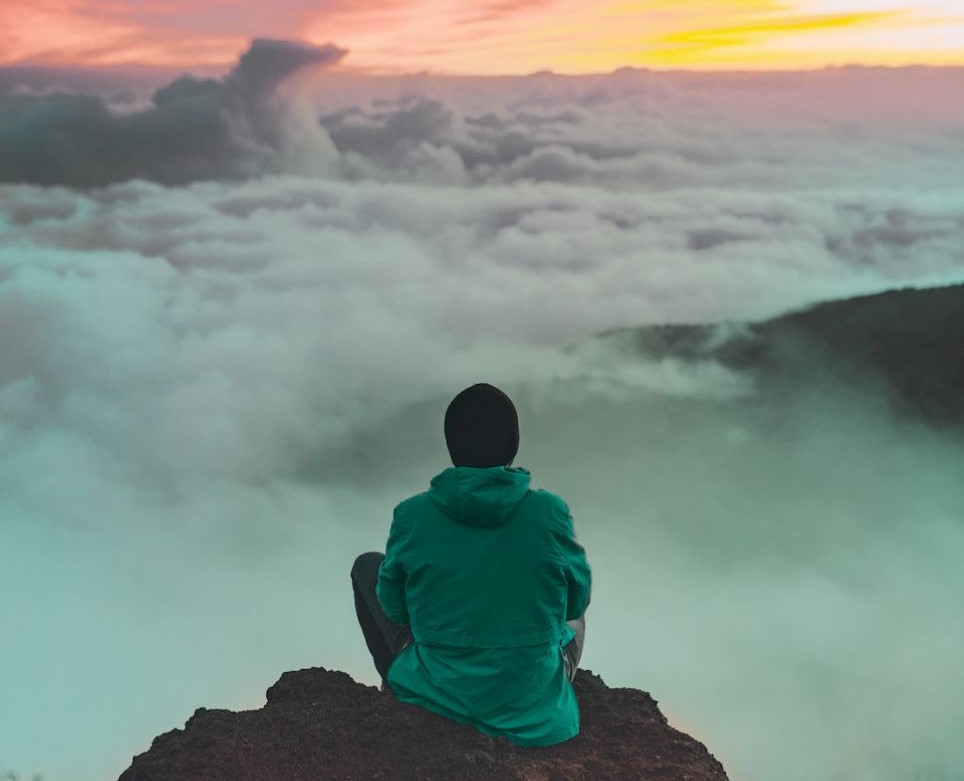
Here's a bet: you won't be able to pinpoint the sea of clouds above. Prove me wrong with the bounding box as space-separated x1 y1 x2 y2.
1 40 963 781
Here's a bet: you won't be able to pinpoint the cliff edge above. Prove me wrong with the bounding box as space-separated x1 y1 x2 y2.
117 667 728 781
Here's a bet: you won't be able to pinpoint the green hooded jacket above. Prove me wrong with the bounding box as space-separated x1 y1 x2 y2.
376 465 592 746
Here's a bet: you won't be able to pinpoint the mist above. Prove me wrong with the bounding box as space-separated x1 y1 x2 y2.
1 41 963 781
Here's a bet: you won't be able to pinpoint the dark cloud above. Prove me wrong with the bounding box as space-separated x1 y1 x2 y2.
0 39 345 187
320 98 454 168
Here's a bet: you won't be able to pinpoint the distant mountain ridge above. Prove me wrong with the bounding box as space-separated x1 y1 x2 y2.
611 283 964 428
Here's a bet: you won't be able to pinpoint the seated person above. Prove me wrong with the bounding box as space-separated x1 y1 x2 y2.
352 382 591 745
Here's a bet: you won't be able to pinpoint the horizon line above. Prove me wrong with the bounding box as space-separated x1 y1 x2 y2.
4 60 964 79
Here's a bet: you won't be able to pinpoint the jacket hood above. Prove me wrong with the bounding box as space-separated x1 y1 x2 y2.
427 466 531 528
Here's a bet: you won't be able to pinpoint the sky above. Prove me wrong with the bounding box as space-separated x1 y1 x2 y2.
2 0 964 72
1 18 964 781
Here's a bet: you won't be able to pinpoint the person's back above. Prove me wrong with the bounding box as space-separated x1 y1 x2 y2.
351 383 591 745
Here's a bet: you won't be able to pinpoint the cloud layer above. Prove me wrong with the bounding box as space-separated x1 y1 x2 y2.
0 39 344 186
1 48 964 781
3 55 964 192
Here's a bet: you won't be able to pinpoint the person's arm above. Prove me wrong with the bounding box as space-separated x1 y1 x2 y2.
556 502 592 620
376 506 410 626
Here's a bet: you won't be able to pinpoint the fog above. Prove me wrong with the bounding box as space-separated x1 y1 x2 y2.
1 41 963 781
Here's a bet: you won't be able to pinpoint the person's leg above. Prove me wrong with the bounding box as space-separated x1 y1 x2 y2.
562 615 585 682
351 552 413 683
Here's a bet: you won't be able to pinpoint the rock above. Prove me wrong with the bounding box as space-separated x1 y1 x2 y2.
118 667 728 781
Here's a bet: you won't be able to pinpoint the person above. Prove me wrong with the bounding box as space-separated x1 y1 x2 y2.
351 382 591 746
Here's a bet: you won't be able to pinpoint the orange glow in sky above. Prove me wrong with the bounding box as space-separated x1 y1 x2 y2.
2 0 963 72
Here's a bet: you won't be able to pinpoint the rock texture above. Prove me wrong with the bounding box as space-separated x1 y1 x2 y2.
118 667 728 781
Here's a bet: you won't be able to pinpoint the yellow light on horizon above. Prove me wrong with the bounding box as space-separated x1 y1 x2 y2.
311 0 964 74
2 0 964 72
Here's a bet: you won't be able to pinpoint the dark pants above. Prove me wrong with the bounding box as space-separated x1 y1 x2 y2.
351 551 585 685
351 551 413 682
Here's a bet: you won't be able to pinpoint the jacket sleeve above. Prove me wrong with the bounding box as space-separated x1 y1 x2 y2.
376 505 410 626
556 501 592 621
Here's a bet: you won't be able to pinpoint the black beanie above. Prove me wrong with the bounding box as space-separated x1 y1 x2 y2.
444 383 520 468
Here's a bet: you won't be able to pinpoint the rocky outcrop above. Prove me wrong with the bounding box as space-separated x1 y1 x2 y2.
118 667 728 781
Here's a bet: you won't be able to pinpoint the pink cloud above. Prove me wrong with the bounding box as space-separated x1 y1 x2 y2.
0 0 374 66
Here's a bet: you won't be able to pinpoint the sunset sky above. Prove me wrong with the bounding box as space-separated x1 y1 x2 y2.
3 0 964 73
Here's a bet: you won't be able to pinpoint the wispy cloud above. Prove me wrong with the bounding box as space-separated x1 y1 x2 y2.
0 0 143 65
451 0 559 26
662 10 902 52
2 0 964 71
